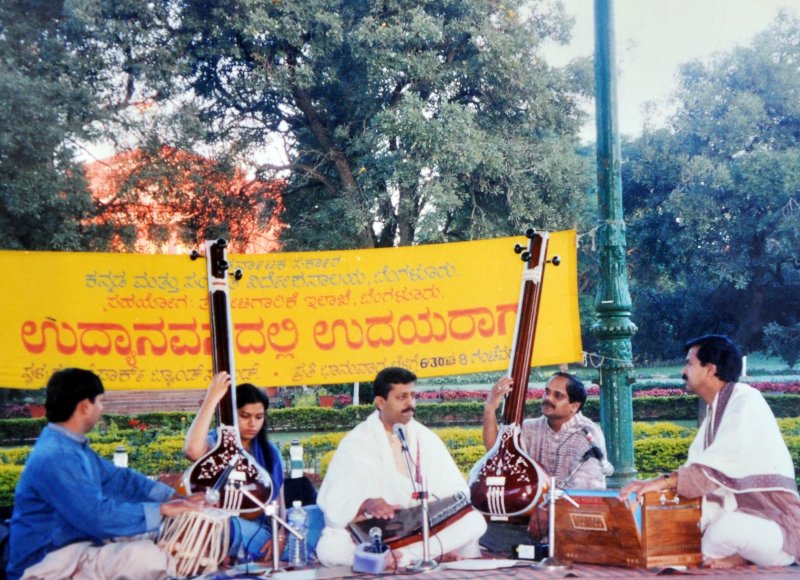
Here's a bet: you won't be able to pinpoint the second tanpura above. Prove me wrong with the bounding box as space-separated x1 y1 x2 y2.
467 229 559 521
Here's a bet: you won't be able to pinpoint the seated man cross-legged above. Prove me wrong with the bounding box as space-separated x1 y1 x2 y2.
481 371 611 548
315 367 487 568
621 334 800 569
7 368 203 580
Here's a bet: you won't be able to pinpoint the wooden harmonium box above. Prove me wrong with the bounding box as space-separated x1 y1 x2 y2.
554 489 701 568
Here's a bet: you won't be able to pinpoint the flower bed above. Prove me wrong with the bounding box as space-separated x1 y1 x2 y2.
415 380 800 402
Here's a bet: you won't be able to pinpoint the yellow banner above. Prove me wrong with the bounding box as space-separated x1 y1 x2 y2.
0 232 581 390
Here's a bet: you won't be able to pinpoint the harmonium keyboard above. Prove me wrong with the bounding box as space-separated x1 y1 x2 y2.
554 489 702 568
349 491 473 550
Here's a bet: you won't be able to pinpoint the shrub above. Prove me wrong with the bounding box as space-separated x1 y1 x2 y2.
0 465 23 505
433 427 483 449
633 437 693 478
319 450 336 479
279 432 348 464
778 418 800 437
413 402 484 425
452 445 487 475
0 447 31 466
0 418 46 442
269 407 344 431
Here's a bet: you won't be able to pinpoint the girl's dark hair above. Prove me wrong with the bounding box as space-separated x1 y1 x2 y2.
236 383 278 470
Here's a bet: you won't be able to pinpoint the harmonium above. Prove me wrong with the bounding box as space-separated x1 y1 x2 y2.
349 492 472 549
554 489 702 568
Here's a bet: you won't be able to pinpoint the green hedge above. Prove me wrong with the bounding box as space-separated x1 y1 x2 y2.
3 424 800 504
4 395 800 443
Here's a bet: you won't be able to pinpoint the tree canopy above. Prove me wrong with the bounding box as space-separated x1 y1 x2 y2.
622 15 800 357
150 0 593 249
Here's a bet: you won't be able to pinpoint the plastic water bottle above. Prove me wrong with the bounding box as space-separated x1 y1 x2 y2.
286 500 308 567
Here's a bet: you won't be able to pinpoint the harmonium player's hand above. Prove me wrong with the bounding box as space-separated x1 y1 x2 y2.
358 497 402 520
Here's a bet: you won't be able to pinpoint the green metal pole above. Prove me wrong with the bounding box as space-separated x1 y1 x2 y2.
592 0 638 487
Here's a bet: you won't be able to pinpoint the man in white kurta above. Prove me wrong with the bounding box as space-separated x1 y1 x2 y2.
316 367 487 567
621 334 800 569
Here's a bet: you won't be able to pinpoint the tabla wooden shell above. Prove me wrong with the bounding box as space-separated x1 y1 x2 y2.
157 508 230 579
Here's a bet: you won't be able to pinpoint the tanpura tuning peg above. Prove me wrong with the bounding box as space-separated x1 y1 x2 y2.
514 243 525 254
520 251 531 262
525 228 536 239
232 269 243 281
548 256 561 266
219 259 230 271
215 238 228 249
190 249 201 261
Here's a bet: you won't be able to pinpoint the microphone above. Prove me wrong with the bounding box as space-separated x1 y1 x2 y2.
581 428 605 459
582 446 604 461
369 526 384 554
392 423 409 451
581 428 614 476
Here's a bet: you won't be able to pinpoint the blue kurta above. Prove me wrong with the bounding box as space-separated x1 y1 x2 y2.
7 424 174 579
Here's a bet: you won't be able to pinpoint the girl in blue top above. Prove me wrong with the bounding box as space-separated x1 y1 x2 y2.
184 372 285 561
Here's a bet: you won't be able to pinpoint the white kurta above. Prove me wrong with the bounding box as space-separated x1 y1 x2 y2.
680 382 799 565
316 411 487 567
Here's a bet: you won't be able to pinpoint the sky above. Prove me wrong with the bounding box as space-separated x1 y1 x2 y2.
542 0 800 141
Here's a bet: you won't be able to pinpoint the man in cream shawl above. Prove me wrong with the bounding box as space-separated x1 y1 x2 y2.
316 367 487 568
621 334 800 568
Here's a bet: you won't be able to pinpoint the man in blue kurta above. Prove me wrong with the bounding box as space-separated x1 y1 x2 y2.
8 368 202 580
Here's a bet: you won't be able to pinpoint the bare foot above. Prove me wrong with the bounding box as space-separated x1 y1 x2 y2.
703 554 749 569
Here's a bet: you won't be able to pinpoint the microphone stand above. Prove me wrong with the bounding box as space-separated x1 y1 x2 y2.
535 476 578 571
397 432 437 572
238 486 304 574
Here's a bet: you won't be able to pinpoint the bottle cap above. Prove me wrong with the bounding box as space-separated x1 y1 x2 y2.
293 500 302 508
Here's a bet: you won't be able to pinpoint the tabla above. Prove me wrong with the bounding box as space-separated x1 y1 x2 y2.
157 508 230 578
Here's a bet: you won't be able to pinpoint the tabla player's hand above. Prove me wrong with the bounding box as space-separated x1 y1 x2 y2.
360 498 401 519
184 492 207 505
159 497 203 517
260 531 286 562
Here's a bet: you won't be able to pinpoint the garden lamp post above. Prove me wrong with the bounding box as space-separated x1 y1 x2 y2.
592 0 638 486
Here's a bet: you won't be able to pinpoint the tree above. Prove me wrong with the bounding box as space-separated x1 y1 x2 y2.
623 15 800 357
1 0 288 253
0 0 105 250
140 0 592 250
86 145 284 253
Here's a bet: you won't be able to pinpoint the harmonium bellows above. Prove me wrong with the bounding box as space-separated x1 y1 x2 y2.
554 489 702 569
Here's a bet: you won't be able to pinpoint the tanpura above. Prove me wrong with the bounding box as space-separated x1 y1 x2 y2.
181 239 272 517
467 229 558 521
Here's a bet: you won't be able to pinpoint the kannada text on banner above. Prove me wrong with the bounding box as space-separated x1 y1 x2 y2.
0 231 581 390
